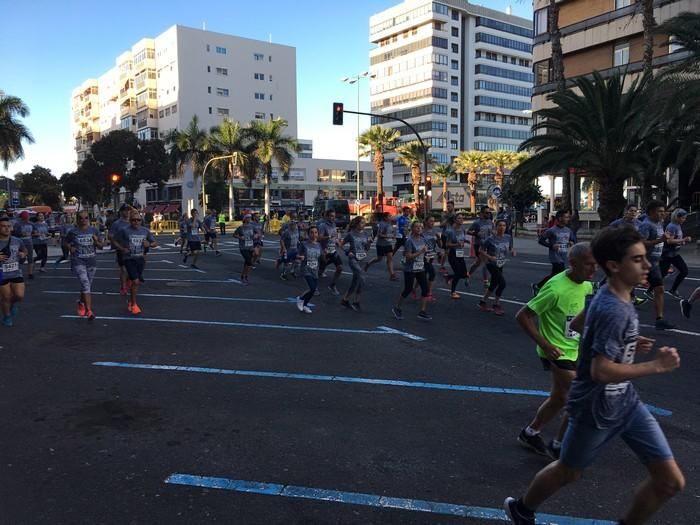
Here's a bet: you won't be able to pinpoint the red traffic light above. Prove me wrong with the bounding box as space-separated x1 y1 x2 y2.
332 102 344 125
111 173 121 184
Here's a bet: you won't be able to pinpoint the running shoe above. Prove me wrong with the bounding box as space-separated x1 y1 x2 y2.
680 299 692 319
632 295 648 307
492 304 505 316
296 297 304 312
328 284 341 296
190 264 200 270
503 497 535 525
86 310 96 321
280 273 288 280
302 306 313 314
643 289 655 302
478 301 493 312
547 440 561 460
341 299 352 309
130 303 142 315
655 318 676 331
517 428 549 456
240 277 249 286
530 283 539 297
391 306 403 320
417 311 432 321
77 301 86 317
450 292 460 300
314 289 320 296
2 315 13 327
665 289 682 300
351 302 361 312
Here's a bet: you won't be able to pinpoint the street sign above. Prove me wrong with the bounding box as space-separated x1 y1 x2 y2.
11 198 19 206
10 191 19 206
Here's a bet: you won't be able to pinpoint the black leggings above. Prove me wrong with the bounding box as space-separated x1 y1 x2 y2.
537 262 566 289
448 253 469 293
486 263 506 296
659 255 688 292
402 271 428 298
34 244 48 267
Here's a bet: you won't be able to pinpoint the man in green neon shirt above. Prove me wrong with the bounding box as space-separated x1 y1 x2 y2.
515 242 596 459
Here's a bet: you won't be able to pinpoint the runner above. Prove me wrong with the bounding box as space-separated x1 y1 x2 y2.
341 216 372 311
296 225 321 314
479 219 517 315
317 209 343 296
439 200 456 273
111 210 157 315
444 214 471 299
659 208 691 300
65 210 103 321
203 209 221 256
363 212 397 280
176 214 188 254
234 214 256 285
420 215 439 301
183 209 203 269
279 219 301 280
251 212 264 265
514 243 595 461
505 226 684 525
679 286 699 319
32 211 50 273
392 206 412 255
108 204 132 295
12 211 34 280
610 203 642 229
0 216 27 326
532 210 575 296
467 205 494 288
638 200 675 330
392 220 431 321
55 215 73 267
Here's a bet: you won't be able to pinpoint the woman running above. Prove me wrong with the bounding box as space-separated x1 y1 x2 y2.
234 214 257 285
417 215 439 301
660 208 692 299
296 225 321 314
66 211 104 320
444 214 470 299
479 219 516 316
13 211 34 280
32 212 50 273
341 216 372 311
392 221 431 321
0 216 27 326
363 212 397 280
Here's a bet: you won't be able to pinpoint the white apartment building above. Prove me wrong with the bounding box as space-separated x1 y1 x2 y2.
71 24 298 212
369 0 533 197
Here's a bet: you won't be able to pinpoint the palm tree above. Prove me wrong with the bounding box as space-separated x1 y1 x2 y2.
432 163 455 211
209 118 248 219
395 140 430 206
165 115 210 211
512 71 663 225
454 150 488 213
485 150 529 210
656 11 700 74
245 117 299 216
0 93 34 169
640 0 657 77
358 125 400 211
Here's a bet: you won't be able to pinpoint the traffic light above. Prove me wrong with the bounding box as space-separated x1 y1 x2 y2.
332 102 344 125
425 174 432 193
110 173 121 185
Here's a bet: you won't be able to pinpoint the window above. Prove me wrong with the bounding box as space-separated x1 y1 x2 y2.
165 107 170 116
206 44 210 52
451 124 458 133
451 9 459 21
217 107 229 116
451 43 458 53
451 59 459 70
534 60 552 85
269 55 272 62
451 140 459 150
614 42 630 66
158 110 164 118
254 53 264 61
534 8 548 36
615 0 632 8
475 64 534 83
475 32 532 53
216 87 229 96
669 35 684 53
474 95 531 111
207 86 212 94
207 65 211 72
255 92 265 100
475 80 531 97
433 70 448 81
208 107 212 114
255 112 265 119
451 27 459 37
216 67 228 75
171 104 177 114
451 75 459 86
450 92 458 102
475 16 533 38
216 46 227 54
254 72 265 80
450 108 458 118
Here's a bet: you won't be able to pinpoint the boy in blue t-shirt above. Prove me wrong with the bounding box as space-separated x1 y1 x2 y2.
505 225 684 525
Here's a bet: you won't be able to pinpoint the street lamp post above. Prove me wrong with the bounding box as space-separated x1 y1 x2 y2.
341 71 375 216
201 154 238 216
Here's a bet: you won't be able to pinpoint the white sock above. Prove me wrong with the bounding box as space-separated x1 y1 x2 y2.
524 426 539 437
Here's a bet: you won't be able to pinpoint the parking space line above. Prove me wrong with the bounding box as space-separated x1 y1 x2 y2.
91 361 671 416
164 473 616 525
66 316 425 341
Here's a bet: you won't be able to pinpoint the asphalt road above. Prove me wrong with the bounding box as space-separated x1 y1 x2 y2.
2 234 699 524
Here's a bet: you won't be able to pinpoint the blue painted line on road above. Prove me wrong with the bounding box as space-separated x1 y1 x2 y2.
91 361 671 416
164 473 616 524
65 315 425 341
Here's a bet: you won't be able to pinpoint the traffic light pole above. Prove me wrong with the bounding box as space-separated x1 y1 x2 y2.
342 109 430 217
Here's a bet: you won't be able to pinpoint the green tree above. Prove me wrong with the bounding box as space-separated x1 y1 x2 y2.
512 71 664 225
500 177 544 222
358 125 400 209
454 150 488 214
209 118 249 218
432 163 455 211
62 156 104 206
395 140 430 205
166 115 210 209
15 165 61 209
244 117 299 216
0 93 34 169
127 138 171 194
90 129 139 188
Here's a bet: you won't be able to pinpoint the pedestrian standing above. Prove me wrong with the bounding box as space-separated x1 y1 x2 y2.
218 210 227 235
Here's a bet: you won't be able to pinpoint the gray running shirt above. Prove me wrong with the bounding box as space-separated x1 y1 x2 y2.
115 226 155 259
638 218 665 262
66 226 101 267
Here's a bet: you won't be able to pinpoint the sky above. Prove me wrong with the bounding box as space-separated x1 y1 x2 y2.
1 0 532 179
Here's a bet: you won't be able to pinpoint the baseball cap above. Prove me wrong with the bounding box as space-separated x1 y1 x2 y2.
19 211 29 219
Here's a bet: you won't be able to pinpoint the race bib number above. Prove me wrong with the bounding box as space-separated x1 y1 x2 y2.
244 240 253 248
558 244 568 253
496 258 506 268
565 315 579 339
455 249 465 258
413 258 425 271
355 251 367 260
425 251 436 262
307 259 318 270
2 261 18 273
326 246 336 254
